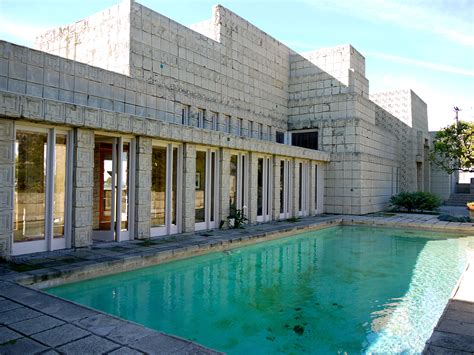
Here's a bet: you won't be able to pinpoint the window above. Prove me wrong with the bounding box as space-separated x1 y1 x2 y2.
212 112 218 131
258 123 263 140
226 115 231 133
181 105 190 125
291 130 318 150
276 131 285 144
237 118 243 136
196 109 204 128
267 125 272 141
204 111 217 130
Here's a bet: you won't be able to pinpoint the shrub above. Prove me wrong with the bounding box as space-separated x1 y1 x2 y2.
438 214 471 223
227 207 248 229
389 191 442 212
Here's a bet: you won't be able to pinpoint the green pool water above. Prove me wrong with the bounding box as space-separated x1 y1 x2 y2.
47 226 474 354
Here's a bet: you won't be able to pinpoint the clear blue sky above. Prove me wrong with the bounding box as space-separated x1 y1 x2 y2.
0 0 473 130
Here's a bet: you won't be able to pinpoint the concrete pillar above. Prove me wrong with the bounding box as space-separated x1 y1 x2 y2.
272 156 281 220
219 148 230 226
134 137 152 239
72 129 94 248
182 143 196 232
248 152 258 224
0 119 14 258
291 159 300 218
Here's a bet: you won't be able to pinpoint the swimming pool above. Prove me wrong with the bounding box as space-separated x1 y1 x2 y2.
47 226 473 353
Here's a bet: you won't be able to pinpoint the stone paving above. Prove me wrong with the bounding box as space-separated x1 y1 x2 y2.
0 213 473 354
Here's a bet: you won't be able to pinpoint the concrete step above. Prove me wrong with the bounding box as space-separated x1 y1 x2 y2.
445 193 474 206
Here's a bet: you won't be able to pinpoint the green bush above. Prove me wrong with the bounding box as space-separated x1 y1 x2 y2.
389 191 441 212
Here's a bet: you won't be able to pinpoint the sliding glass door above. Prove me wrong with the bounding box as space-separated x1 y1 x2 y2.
257 156 272 222
298 161 310 216
151 143 182 236
13 125 72 255
229 153 248 212
279 159 292 219
93 135 135 242
195 149 219 231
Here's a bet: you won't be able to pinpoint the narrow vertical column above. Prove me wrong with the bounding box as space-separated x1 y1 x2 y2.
219 148 230 226
272 156 281 220
135 136 152 239
291 159 300 218
0 119 14 258
247 152 258 224
182 143 196 233
309 162 316 215
72 128 94 248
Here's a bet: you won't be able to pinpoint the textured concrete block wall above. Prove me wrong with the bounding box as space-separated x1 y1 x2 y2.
219 148 230 225
127 2 289 132
0 119 14 257
35 0 132 76
72 129 94 247
182 144 196 232
135 136 152 239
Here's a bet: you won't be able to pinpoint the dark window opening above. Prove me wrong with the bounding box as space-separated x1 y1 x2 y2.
276 131 285 144
291 131 318 150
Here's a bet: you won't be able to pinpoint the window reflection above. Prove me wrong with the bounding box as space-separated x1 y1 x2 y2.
14 131 47 242
151 147 167 227
53 135 67 238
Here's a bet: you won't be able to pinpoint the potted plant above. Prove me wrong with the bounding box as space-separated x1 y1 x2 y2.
467 202 474 220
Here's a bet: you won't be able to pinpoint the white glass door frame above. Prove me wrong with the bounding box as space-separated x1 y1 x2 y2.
12 124 72 256
257 156 273 222
195 148 219 231
93 135 135 242
314 163 324 214
279 159 292 220
117 136 135 242
150 142 182 237
298 161 310 216
230 151 248 210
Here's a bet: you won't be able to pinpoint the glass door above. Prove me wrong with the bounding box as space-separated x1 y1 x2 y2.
229 153 248 211
299 161 310 216
195 149 219 231
12 126 72 256
279 159 292 219
257 156 272 222
151 143 182 237
93 136 133 242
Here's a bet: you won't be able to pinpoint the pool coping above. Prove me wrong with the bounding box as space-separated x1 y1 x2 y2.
0 213 473 354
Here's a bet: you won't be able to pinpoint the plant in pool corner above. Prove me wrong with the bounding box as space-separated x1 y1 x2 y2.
227 206 248 229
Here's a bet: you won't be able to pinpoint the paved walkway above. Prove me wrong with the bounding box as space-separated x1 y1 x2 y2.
423 257 474 354
439 205 470 217
0 213 472 354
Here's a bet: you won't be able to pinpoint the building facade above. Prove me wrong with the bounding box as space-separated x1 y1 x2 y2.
0 0 432 257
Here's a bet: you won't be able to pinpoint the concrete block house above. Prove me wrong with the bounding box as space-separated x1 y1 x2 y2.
0 0 433 257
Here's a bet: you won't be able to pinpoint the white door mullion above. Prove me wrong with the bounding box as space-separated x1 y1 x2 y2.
65 131 74 248
45 128 55 251
236 155 242 209
176 145 183 233
128 138 136 240
165 144 172 235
